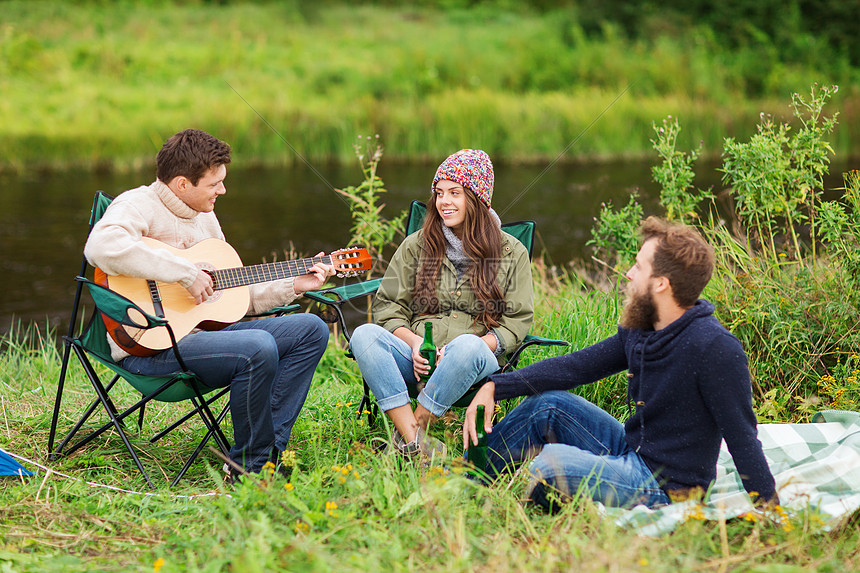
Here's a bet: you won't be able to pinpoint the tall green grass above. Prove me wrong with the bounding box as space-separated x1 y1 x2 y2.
3 274 858 572
2 1 857 171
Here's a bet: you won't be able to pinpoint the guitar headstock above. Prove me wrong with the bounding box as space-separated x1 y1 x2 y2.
331 247 372 278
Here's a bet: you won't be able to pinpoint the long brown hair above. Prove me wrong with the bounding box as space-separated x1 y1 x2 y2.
412 191 505 328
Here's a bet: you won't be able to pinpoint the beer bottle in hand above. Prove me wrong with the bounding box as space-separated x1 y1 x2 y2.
466 404 489 477
418 321 436 384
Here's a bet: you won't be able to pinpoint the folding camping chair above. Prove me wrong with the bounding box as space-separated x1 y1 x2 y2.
299 200 570 424
47 191 233 487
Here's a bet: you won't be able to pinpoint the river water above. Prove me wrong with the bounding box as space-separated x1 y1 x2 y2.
0 158 850 337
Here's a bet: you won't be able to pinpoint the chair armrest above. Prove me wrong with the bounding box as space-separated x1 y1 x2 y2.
504 334 570 372
303 278 382 307
302 279 382 344
255 303 302 317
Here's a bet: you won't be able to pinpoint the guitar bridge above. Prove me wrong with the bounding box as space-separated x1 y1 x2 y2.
147 279 166 318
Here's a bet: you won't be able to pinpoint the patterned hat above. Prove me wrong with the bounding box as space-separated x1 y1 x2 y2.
432 149 494 208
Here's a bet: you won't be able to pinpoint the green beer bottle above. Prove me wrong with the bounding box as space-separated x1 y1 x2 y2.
418 321 436 384
466 404 488 476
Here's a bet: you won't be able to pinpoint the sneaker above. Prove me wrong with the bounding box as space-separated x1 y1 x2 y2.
414 428 447 459
388 428 447 459
387 430 420 457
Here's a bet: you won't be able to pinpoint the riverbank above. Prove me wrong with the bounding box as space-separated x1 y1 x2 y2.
3 1 858 172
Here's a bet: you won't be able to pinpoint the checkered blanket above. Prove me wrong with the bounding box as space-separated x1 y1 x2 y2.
604 410 860 536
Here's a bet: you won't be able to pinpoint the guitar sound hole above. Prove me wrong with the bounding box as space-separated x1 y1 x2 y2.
197 263 223 303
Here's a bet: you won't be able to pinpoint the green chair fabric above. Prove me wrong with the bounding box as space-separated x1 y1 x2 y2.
304 200 569 421
48 191 231 487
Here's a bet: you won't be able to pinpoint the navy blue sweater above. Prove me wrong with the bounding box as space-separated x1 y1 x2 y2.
491 300 776 499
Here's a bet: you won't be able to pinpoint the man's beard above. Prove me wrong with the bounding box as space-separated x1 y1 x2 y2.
619 285 658 331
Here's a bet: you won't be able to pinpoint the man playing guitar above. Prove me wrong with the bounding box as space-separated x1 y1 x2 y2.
85 128 334 478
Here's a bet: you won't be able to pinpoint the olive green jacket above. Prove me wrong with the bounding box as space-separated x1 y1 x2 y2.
372 229 534 366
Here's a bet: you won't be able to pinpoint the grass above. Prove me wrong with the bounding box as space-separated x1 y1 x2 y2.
2 273 859 572
2 1 858 171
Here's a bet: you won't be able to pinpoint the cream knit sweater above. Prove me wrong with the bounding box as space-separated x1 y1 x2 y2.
84 180 298 361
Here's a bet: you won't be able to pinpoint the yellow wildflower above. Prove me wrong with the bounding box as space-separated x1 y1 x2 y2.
284 482 294 491
281 449 298 467
294 520 309 534
154 558 165 573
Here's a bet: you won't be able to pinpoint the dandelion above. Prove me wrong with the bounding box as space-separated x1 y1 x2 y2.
154 558 165 573
284 482 294 491
262 461 276 475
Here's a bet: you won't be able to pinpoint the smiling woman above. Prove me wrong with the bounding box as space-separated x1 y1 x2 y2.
349 149 535 456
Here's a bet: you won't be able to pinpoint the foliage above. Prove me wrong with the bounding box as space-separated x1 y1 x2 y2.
650 115 711 224
819 170 860 287
702 220 860 420
1 2 858 171
588 114 713 278
3 280 859 572
589 84 860 422
334 135 406 279
586 192 643 277
720 83 839 263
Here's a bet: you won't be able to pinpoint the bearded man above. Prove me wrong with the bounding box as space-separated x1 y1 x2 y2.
462 216 779 510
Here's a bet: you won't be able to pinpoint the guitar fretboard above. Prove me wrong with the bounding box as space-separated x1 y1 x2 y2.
211 256 332 290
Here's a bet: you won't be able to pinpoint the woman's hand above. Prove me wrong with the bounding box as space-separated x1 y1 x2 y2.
411 341 434 382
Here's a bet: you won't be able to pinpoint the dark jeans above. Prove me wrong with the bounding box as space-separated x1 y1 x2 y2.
124 314 328 472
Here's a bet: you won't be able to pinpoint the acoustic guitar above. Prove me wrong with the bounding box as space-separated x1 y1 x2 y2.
95 237 371 356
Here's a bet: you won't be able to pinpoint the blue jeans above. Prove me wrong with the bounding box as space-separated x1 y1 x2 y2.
486 391 670 509
123 314 328 472
349 323 499 417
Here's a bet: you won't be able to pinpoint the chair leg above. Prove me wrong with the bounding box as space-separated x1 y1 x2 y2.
190 386 232 455
149 387 229 444
170 403 231 486
73 348 155 488
52 374 123 457
48 339 75 458
356 379 378 427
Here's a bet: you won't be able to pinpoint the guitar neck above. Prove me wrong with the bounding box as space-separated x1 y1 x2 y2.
211 255 331 290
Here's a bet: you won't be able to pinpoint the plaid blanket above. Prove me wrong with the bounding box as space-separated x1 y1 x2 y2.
604 410 860 536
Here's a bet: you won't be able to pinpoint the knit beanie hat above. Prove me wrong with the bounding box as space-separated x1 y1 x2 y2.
432 149 494 208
